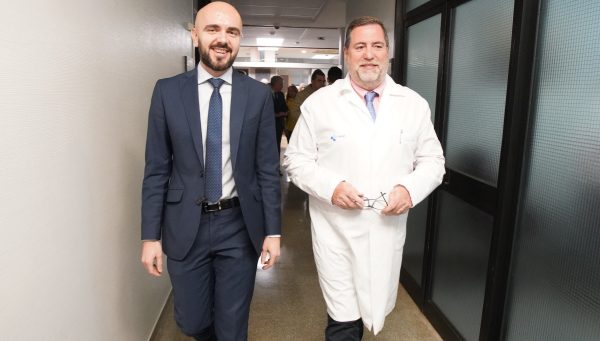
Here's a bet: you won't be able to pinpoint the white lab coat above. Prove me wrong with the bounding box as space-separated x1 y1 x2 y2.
283 75 445 334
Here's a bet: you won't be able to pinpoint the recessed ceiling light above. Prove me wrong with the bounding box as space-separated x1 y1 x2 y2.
312 54 336 60
301 50 307 54
256 38 284 46
258 47 280 51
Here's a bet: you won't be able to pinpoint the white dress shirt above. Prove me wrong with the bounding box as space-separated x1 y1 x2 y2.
197 65 238 201
197 65 280 239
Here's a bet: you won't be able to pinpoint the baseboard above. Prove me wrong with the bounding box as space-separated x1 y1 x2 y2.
147 288 173 341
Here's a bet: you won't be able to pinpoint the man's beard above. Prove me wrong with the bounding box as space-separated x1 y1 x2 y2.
200 42 237 72
357 64 386 84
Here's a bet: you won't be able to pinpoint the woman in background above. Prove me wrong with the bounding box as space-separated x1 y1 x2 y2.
284 85 299 142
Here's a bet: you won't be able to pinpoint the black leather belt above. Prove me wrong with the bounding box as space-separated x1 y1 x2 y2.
201 197 240 213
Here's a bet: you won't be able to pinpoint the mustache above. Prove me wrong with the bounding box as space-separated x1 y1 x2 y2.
210 42 232 52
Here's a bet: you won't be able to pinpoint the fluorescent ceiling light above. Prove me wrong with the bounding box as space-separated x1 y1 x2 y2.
256 38 284 46
258 47 280 51
312 54 337 60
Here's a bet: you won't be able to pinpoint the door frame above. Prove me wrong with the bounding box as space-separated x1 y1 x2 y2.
394 0 541 340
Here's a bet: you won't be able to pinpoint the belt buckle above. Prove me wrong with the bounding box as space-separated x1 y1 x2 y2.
204 201 221 213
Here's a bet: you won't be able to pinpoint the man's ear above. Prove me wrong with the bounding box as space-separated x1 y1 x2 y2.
191 28 198 48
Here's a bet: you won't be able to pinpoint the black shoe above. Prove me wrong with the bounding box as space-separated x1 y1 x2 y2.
325 315 364 341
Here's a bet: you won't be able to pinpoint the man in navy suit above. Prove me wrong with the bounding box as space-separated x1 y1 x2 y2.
140 2 282 340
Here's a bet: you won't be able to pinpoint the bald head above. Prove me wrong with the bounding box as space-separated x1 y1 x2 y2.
192 1 243 76
195 1 242 29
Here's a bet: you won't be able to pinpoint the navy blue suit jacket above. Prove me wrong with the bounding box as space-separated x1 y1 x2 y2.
141 68 281 261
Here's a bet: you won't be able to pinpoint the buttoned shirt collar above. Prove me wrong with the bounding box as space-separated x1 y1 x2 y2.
349 76 386 100
197 64 233 86
348 76 386 113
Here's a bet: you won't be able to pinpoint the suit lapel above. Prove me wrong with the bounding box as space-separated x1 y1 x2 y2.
181 69 204 168
230 71 248 171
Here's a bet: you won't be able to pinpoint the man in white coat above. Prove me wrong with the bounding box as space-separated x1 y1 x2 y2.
283 16 445 340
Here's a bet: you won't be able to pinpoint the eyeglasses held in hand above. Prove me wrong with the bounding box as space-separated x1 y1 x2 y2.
362 192 388 211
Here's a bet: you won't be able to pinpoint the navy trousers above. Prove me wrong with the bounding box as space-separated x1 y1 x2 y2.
167 207 258 341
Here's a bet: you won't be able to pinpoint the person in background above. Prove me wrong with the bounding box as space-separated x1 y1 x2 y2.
297 69 325 103
270 75 288 156
285 71 325 151
327 66 343 85
284 84 299 141
284 16 445 340
140 2 281 340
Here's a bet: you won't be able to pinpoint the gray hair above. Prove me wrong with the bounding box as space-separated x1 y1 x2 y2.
344 16 389 49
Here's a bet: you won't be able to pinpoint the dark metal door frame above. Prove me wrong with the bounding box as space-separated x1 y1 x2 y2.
394 0 541 340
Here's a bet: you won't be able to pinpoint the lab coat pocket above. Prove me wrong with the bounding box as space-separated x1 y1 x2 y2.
398 131 417 145
395 131 417 171
316 132 347 156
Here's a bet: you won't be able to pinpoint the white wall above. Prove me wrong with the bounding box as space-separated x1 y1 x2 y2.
345 0 397 57
0 1 192 340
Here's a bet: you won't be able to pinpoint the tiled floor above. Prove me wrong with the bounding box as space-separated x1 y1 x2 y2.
151 146 441 341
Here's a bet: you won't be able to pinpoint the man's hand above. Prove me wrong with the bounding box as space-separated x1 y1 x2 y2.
331 181 364 209
381 185 413 216
141 241 163 277
261 237 281 270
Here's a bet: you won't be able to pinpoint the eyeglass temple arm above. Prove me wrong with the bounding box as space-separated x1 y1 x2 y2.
380 192 388 205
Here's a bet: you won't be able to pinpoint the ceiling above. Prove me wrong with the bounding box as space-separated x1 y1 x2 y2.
227 0 345 58
238 46 339 61
240 26 340 49
229 0 334 22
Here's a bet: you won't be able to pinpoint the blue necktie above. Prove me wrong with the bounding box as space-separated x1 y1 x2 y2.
364 91 378 121
205 78 225 203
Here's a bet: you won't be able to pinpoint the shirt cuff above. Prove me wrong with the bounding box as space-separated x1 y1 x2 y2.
266 235 281 238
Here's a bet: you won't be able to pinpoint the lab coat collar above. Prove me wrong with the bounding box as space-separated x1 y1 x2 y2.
339 74 406 98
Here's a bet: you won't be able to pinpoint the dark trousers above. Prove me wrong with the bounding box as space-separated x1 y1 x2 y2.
275 117 285 155
326 315 364 341
167 207 258 341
